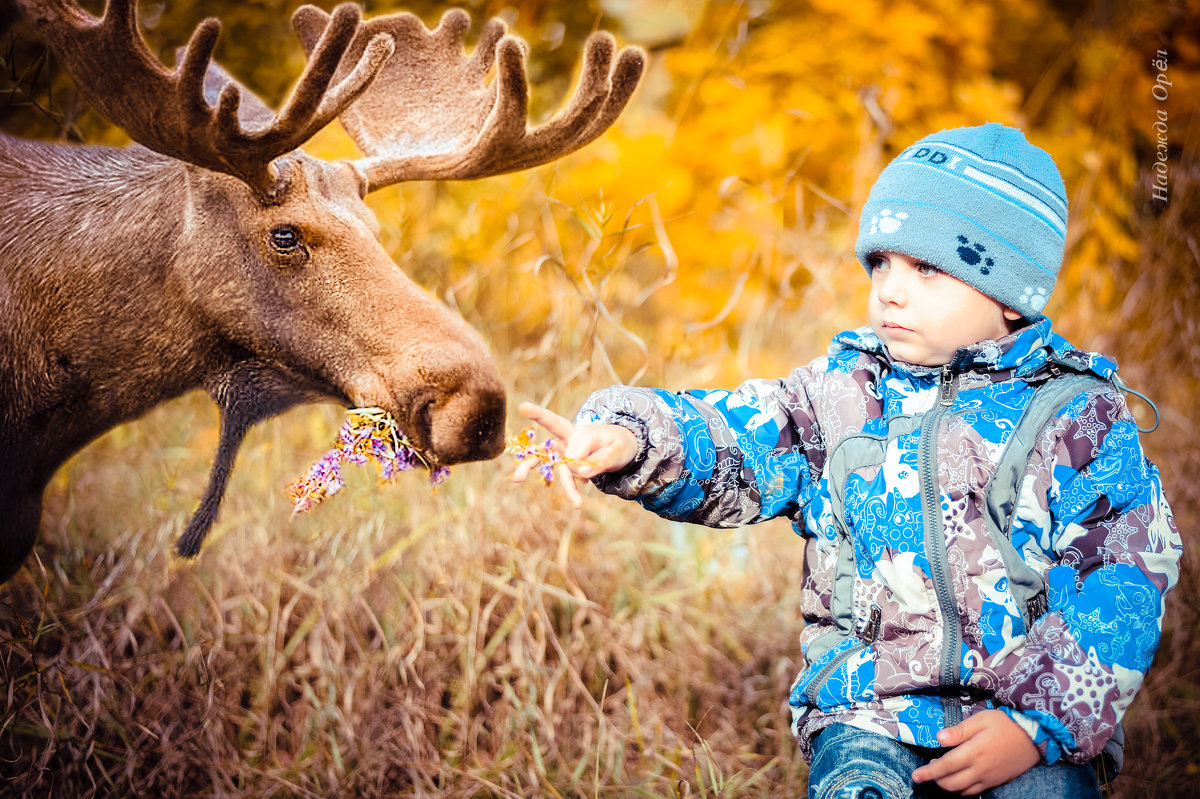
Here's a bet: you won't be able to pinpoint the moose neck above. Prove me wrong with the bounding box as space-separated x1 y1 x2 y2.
0 136 218 483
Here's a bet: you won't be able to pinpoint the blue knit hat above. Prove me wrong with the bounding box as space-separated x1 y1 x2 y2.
855 123 1068 319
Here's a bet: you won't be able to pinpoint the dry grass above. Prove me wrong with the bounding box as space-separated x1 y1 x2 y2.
1085 164 1200 799
0 391 813 797
0 210 834 797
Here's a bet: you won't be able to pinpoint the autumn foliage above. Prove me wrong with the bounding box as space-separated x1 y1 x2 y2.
1 0 1197 796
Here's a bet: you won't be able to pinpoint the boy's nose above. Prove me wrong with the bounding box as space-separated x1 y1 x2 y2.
875 270 906 305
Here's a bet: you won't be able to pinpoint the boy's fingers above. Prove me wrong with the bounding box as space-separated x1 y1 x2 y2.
510 458 536 483
912 750 967 784
566 427 637 475
563 431 601 462
574 443 614 476
518 402 577 441
555 462 583 508
939 711 986 745
600 436 635 469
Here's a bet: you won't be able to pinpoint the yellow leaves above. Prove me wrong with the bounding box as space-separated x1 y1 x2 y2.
566 130 697 217
302 125 360 162
877 5 942 62
807 0 881 30
602 0 705 47
950 81 1023 126
335 0 1185 397
1092 212 1141 264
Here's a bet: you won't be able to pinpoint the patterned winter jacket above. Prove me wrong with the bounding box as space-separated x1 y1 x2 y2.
576 318 1180 766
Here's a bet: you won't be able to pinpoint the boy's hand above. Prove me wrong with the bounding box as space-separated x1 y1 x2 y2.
911 709 1041 794
512 402 639 508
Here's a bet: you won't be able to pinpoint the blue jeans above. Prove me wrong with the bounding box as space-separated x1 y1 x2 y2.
807 723 1103 799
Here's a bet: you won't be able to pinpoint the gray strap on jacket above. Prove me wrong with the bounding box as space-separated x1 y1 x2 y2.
983 371 1104 628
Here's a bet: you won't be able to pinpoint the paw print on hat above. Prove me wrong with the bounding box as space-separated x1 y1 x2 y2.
956 235 995 275
869 209 908 234
1020 286 1049 312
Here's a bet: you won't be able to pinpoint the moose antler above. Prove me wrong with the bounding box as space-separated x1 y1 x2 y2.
292 6 645 191
16 0 394 197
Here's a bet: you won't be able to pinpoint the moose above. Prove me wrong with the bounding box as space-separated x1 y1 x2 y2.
0 0 644 582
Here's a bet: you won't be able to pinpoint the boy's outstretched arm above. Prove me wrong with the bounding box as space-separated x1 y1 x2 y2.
911 710 1040 794
511 401 639 508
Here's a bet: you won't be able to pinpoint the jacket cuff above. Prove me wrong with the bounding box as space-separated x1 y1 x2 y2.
998 706 1064 765
604 415 650 465
572 412 650 486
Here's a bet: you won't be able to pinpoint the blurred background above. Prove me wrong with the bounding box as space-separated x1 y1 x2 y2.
1 0 1197 795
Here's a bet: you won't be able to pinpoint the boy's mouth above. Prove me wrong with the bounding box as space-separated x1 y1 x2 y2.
882 321 914 333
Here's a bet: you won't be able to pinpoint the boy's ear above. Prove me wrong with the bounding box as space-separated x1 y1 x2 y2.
1003 306 1027 332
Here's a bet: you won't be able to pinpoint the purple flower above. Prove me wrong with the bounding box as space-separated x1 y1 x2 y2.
290 409 449 512
312 453 344 490
287 451 345 512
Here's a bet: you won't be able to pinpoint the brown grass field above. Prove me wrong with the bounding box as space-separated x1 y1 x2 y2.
2 0 1198 796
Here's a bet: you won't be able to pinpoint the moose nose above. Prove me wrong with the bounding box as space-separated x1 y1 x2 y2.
426 375 506 464
411 346 506 465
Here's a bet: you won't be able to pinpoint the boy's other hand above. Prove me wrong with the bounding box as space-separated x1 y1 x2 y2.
911 709 1041 794
512 402 639 508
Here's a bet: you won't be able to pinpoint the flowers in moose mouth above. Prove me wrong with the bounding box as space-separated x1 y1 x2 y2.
287 407 449 514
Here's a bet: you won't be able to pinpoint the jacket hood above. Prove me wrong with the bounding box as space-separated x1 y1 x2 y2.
829 316 1118 380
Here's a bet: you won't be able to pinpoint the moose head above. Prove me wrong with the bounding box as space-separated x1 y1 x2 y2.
0 0 644 581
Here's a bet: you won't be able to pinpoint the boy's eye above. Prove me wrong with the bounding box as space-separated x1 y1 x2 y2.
915 261 941 276
867 255 888 272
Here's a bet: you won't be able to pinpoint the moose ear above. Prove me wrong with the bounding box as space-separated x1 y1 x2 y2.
175 47 277 132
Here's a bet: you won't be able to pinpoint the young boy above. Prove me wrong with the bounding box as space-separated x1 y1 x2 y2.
512 123 1181 797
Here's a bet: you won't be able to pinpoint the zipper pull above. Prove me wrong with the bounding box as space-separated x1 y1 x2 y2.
863 604 882 643
939 363 957 406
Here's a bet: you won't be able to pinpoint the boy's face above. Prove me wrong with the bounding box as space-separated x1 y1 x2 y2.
867 251 1023 366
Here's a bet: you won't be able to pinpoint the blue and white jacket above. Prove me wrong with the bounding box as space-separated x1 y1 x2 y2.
577 318 1180 765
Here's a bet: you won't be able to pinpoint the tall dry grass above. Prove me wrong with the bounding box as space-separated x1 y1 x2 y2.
0 395 814 797
1087 163 1200 797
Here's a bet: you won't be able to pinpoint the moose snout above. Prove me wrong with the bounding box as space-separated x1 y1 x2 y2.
423 374 506 464
403 347 506 465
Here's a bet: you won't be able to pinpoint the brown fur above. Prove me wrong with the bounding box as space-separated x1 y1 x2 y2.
0 135 506 575
0 1 642 579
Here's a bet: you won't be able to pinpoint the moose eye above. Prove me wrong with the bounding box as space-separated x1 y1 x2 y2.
268 224 302 252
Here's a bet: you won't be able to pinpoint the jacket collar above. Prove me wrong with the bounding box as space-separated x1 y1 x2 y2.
831 316 1118 380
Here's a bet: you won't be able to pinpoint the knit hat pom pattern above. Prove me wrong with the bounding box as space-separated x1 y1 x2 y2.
855 123 1068 319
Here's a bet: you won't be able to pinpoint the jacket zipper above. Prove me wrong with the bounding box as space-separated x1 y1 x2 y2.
804 605 882 704
921 361 964 725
